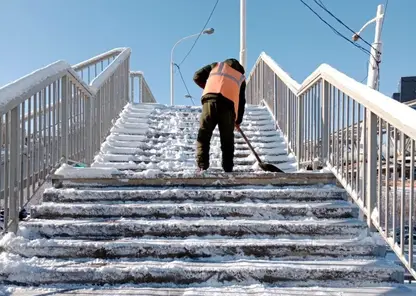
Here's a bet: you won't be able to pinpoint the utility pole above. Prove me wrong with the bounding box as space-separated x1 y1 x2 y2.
352 5 385 225
366 4 384 90
240 0 247 70
353 4 384 90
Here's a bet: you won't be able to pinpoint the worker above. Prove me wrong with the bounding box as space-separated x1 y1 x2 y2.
193 58 246 173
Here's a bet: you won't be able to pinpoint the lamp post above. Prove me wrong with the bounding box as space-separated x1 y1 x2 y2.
352 4 384 90
240 0 247 70
170 28 215 106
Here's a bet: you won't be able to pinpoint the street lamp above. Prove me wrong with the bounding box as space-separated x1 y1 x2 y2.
170 28 215 106
352 4 384 90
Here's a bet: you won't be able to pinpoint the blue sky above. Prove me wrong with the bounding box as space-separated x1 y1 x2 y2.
0 0 414 106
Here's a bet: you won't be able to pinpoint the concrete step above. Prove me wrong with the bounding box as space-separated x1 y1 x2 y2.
90 160 294 171
7 285 416 296
0 257 403 286
147 118 275 126
96 152 292 164
101 140 288 154
43 187 346 203
146 114 273 121
3 236 385 259
30 201 358 220
20 218 367 239
121 117 277 131
95 149 288 160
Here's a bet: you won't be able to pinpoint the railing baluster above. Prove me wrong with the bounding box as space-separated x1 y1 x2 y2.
378 118 383 228
4 113 9 228
393 127 398 245
385 123 390 239
341 92 345 178
351 100 356 191
409 139 415 268
20 101 25 207
346 96 350 185
9 105 20 233
367 111 377 229
400 132 406 253
357 104 361 193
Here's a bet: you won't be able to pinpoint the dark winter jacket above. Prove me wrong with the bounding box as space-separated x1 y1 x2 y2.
193 58 246 124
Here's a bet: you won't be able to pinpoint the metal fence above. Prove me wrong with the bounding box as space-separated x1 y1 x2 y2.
0 48 155 233
247 52 416 279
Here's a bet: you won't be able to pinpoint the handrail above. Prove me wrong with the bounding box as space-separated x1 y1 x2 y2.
0 61 92 115
72 48 126 71
0 47 142 234
247 51 416 280
249 52 416 145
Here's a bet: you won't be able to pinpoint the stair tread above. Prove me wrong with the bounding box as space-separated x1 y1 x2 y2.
8 285 416 296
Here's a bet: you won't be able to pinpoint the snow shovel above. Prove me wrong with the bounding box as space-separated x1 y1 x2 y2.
236 126 284 173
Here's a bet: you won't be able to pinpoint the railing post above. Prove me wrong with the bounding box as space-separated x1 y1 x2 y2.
96 90 102 142
140 75 144 103
273 74 277 119
8 106 20 233
296 95 303 169
321 79 330 163
126 56 130 104
130 74 134 103
61 76 69 162
260 61 264 103
286 88 290 151
366 110 377 230
85 96 93 164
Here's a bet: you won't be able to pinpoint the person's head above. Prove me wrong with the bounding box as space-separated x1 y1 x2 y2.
223 58 245 74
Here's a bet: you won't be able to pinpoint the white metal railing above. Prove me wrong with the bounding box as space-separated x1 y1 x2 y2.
0 47 155 233
247 52 416 279
130 71 156 103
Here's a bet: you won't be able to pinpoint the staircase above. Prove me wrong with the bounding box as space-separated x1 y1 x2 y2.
0 104 409 294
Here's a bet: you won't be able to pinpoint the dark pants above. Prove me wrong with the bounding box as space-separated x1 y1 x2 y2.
196 99 235 172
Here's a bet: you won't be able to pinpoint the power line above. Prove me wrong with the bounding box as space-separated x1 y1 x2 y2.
312 0 377 52
174 63 195 105
317 0 326 9
178 0 220 66
298 0 378 62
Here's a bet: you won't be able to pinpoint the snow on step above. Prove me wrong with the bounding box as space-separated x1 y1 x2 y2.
93 103 297 173
3 235 385 259
43 186 347 203
19 218 367 239
30 200 358 220
0 255 403 286
7 285 416 296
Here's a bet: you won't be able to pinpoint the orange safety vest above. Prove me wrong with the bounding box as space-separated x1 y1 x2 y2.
202 62 245 120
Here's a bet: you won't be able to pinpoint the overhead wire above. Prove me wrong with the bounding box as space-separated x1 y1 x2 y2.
178 0 219 67
298 0 374 58
174 63 195 105
312 0 378 52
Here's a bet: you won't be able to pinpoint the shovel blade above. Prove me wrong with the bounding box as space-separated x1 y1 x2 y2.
259 162 284 173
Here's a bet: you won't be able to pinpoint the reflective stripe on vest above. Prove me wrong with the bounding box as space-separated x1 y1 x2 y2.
202 62 245 121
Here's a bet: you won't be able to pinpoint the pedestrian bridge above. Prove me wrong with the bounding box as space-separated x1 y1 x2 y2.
0 47 416 295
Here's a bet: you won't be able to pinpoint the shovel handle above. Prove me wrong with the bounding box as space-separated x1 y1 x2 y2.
236 126 263 165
